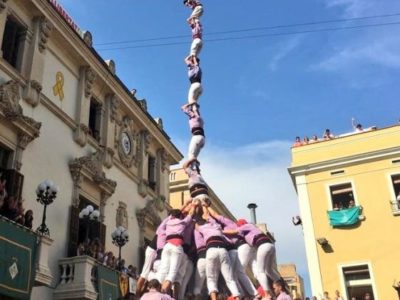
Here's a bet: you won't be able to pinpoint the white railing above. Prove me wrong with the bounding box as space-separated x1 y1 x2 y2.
53 256 98 300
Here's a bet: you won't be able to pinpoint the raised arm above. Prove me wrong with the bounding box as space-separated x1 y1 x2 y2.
223 228 239 235
181 198 193 214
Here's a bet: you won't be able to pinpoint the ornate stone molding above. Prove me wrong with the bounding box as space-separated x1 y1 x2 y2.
141 130 152 155
83 31 93 47
73 123 89 147
154 118 163 130
0 0 8 12
157 148 168 172
136 199 162 230
0 80 41 139
117 117 140 169
69 152 117 207
84 67 96 98
109 95 121 124
38 17 53 53
116 201 128 229
104 59 116 75
137 99 147 111
23 80 42 107
103 147 114 169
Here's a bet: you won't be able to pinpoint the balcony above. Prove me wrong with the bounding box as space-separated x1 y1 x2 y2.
0 216 53 299
54 256 135 300
327 206 363 227
390 200 400 216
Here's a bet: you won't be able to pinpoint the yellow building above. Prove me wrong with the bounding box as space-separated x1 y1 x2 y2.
169 167 236 220
278 264 305 300
288 125 400 300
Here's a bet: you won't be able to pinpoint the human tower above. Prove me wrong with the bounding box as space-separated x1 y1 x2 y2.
136 1 285 300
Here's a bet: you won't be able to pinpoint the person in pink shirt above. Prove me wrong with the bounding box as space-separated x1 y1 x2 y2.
140 279 174 300
183 158 210 203
184 0 204 24
189 19 203 59
156 200 197 296
273 280 292 300
182 103 205 161
225 219 282 299
195 210 241 300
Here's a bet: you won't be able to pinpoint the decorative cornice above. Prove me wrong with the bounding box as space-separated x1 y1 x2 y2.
136 199 162 229
109 94 120 123
0 80 41 138
38 17 53 53
23 80 42 107
157 148 168 172
0 0 8 12
84 66 96 98
142 130 152 155
83 31 93 47
104 59 116 75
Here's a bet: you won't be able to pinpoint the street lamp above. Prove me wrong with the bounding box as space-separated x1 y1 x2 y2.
79 205 100 241
36 179 59 236
111 226 129 269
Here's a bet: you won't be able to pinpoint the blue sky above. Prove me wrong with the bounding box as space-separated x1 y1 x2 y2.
58 0 400 297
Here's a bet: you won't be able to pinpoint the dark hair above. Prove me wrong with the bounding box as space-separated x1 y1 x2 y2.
273 279 287 293
196 218 207 226
147 279 161 290
169 209 182 218
183 0 189 4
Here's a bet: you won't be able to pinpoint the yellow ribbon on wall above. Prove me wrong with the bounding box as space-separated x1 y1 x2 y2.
53 72 64 101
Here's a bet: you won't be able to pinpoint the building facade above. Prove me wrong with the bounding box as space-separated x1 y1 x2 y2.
288 125 400 300
0 0 182 299
278 264 305 300
169 167 236 220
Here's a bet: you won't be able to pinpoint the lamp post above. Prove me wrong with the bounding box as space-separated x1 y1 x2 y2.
36 179 59 236
111 226 129 269
79 205 100 242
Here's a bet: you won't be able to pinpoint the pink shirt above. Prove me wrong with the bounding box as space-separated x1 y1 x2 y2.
194 228 206 249
237 223 263 246
183 106 204 130
140 290 174 300
156 217 169 249
216 216 242 245
197 222 224 243
185 167 207 188
165 215 193 237
276 292 292 300
191 22 202 39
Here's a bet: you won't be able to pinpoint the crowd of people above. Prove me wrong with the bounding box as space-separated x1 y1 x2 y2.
0 175 33 229
304 290 373 300
135 197 287 300
76 237 138 277
332 199 356 211
292 121 375 148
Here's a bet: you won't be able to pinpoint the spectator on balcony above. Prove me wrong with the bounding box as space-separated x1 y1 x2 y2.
364 292 371 300
97 244 105 262
322 291 331 300
309 135 319 143
348 200 355 208
77 243 86 256
140 279 173 300
303 136 310 145
292 137 302 147
24 210 33 229
128 265 138 279
0 195 18 221
14 200 25 225
118 259 129 274
333 203 339 211
323 129 334 140
334 290 344 300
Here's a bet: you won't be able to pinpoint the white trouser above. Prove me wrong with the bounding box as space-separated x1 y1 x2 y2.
140 247 157 279
190 38 203 57
179 259 194 300
147 259 161 281
255 243 281 292
238 243 256 270
206 248 240 297
193 194 209 203
229 249 257 296
190 6 204 21
175 253 189 285
188 82 203 104
157 243 184 283
188 135 205 160
193 257 206 295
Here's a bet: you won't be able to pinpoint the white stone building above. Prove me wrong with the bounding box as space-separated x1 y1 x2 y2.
0 0 182 299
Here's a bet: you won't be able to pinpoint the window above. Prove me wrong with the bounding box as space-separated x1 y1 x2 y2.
148 156 156 191
330 183 355 210
88 97 102 143
1 15 26 69
0 146 11 169
67 197 106 257
342 264 376 300
391 174 400 213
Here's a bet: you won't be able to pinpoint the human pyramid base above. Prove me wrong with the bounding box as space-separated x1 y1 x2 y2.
137 1 289 300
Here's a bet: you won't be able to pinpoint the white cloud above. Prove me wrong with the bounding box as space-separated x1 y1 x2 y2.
175 139 309 279
325 0 373 17
269 37 302 71
314 35 400 71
